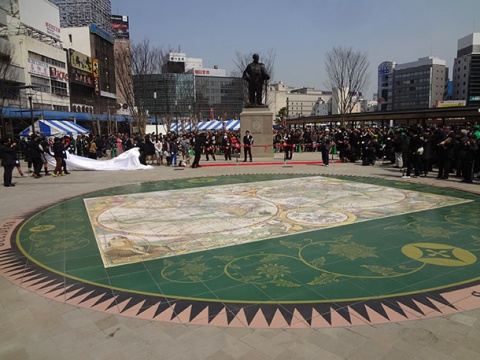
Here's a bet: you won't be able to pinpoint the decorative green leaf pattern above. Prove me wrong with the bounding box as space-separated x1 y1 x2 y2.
308 273 339 285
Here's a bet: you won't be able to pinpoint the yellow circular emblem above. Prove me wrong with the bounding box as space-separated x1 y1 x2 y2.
402 243 477 267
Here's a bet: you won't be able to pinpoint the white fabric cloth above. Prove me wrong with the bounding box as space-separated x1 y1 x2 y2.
46 148 153 171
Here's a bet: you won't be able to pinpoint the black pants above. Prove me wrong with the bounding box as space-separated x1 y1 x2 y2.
32 157 43 176
244 147 252 161
192 150 201 167
406 153 420 176
224 148 231 160
462 159 475 182
3 165 14 185
437 156 452 179
284 145 293 160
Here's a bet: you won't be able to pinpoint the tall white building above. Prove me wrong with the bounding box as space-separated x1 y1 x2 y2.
452 33 480 106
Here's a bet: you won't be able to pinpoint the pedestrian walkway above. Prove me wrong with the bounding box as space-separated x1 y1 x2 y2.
1 155 479 359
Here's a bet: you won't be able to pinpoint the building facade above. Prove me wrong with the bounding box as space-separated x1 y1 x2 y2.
194 75 244 120
49 0 113 36
452 33 480 106
392 56 448 110
134 52 244 124
61 24 117 116
377 61 396 111
267 82 332 119
9 0 70 112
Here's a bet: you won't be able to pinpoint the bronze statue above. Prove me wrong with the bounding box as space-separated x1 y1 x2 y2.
243 54 270 107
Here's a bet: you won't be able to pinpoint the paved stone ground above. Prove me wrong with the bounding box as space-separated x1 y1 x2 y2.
1 152 479 360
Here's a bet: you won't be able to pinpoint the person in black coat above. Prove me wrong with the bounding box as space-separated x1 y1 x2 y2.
51 137 64 176
436 126 455 180
28 135 44 178
243 130 253 162
191 133 205 168
0 138 17 187
403 127 424 178
134 138 147 165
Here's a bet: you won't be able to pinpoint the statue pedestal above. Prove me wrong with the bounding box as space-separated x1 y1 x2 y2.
240 107 274 159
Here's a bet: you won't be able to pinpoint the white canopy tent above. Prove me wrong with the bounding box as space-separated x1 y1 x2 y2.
20 120 90 138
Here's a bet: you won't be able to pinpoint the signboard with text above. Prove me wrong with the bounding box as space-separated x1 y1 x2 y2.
19 0 61 39
69 49 93 73
435 100 467 108
50 67 69 81
28 58 49 77
70 68 94 87
92 58 99 95
111 15 129 40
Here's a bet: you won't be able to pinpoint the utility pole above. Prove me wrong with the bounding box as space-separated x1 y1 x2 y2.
28 95 34 135
154 91 158 137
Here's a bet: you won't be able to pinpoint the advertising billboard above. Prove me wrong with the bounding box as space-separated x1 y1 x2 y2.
435 100 467 108
18 0 61 39
69 49 93 73
111 15 129 40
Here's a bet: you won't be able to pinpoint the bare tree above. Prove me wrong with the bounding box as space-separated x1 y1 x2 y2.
232 49 276 106
324 46 370 127
131 39 164 75
115 38 165 135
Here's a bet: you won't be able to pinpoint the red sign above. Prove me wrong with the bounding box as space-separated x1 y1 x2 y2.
45 22 60 34
50 67 69 81
70 68 93 87
195 69 211 75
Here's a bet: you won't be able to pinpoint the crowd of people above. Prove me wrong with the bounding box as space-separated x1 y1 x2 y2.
272 124 480 182
1 122 479 187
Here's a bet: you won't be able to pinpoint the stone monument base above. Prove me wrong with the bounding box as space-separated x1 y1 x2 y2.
240 107 274 159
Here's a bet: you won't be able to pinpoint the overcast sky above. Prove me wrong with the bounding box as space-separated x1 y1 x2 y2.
111 0 480 99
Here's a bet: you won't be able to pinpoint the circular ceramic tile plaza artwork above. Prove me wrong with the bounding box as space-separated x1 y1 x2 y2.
1 174 480 328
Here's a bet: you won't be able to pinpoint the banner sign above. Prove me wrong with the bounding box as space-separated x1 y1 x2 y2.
28 58 49 77
70 68 94 87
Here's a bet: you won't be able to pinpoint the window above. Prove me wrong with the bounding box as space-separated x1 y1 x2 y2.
51 80 68 96
28 51 66 69
31 75 50 93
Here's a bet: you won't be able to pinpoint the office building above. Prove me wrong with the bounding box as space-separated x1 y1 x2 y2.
134 52 243 123
392 56 448 110
452 33 480 106
49 0 112 35
377 61 396 111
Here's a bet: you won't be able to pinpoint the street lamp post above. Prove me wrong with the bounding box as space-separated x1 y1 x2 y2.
154 91 158 137
175 99 178 135
28 95 34 135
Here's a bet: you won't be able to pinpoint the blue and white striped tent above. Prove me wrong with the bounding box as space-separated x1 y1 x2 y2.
169 120 240 133
169 122 193 133
20 120 90 137
197 120 240 131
